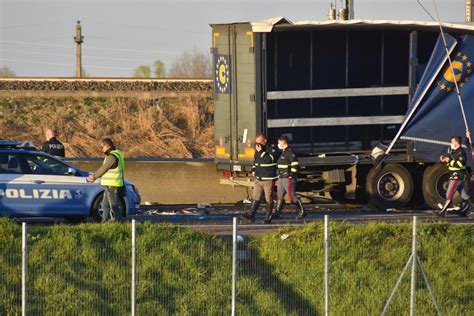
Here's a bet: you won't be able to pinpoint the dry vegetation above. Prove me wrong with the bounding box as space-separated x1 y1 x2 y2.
0 96 214 158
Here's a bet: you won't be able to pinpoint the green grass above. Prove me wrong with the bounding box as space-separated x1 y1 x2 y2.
0 219 472 315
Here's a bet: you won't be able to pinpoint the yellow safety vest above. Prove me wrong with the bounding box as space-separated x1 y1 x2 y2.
100 149 125 187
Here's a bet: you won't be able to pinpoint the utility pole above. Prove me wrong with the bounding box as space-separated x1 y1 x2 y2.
467 0 473 22
74 21 84 78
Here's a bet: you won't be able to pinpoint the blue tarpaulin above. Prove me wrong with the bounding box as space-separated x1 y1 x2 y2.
390 33 474 161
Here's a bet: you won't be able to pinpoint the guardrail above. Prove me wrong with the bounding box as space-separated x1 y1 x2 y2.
68 159 247 204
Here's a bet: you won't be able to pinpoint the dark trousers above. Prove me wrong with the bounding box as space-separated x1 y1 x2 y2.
446 179 470 201
102 186 122 222
277 177 299 203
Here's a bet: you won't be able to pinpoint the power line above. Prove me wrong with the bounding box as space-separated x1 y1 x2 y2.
0 40 179 54
0 48 156 63
86 20 207 35
0 58 136 71
84 46 178 55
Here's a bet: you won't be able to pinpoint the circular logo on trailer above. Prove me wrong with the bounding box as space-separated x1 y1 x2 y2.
215 55 230 94
438 52 472 92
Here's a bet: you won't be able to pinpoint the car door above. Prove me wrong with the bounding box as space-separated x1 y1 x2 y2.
23 153 90 216
0 152 36 216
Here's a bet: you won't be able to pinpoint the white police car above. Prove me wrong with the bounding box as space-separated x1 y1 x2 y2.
0 140 141 222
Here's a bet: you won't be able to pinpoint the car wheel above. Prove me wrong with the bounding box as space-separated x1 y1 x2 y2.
91 193 126 222
366 164 414 210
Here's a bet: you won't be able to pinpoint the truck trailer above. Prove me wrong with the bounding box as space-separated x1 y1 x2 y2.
211 17 474 210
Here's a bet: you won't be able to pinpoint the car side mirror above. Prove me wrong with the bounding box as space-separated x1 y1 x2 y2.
67 167 76 175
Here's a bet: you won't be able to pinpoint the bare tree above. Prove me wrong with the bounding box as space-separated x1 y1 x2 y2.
168 49 212 78
0 66 16 77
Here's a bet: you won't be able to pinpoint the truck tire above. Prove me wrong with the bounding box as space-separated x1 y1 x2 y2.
366 164 414 210
422 163 452 209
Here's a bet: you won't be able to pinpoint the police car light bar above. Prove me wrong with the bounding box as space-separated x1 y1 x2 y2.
0 140 20 147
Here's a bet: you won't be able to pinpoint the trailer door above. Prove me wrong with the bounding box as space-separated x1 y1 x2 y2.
233 24 257 167
213 24 256 171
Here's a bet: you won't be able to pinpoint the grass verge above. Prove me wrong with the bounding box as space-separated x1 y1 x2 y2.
0 219 472 315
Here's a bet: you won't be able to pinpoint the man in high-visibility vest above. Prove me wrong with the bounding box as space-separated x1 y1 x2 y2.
87 138 125 222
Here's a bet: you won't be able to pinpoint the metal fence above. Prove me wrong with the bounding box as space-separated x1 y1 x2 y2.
1 217 472 315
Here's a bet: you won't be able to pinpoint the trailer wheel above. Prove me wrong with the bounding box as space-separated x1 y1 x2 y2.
422 163 453 209
366 164 413 210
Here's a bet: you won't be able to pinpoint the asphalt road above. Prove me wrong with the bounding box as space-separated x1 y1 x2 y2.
15 202 473 235
133 203 473 235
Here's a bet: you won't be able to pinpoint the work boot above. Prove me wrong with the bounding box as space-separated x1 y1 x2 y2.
437 199 451 217
459 198 474 217
295 199 306 219
241 200 259 222
273 199 284 219
263 202 273 224
466 197 474 209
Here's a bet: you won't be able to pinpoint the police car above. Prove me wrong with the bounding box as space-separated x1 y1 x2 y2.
0 140 141 222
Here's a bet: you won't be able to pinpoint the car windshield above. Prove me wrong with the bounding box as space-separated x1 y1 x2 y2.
24 154 71 175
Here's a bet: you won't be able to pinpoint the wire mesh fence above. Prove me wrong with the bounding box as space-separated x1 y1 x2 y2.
0 221 21 315
236 225 324 315
0 217 472 315
417 223 474 315
330 222 413 314
136 223 232 314
27 223 131 314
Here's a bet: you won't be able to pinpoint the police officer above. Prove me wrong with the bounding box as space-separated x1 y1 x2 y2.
241 134 277 224
274 136 306 221
87 138 125 222
438 135 473 216
41 128 65 158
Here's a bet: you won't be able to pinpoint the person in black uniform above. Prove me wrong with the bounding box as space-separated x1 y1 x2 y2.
438 135 473 216
274 136 306 221
241 134 277 224
41 128 65 158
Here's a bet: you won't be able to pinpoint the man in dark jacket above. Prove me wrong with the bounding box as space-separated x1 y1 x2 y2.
87 138 125 222
274 135 306 220
41 128 65 158
438 135 473 216
241 134 277 223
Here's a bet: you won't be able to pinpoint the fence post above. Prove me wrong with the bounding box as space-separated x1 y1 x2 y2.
131 219 136 316
410 216 417 316
231 217 237 316
21 222 27 316
324 214 329 316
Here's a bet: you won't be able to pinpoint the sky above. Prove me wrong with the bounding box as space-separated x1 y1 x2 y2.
0 0 466 77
